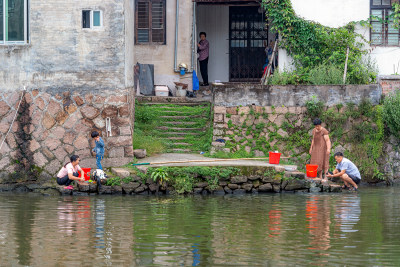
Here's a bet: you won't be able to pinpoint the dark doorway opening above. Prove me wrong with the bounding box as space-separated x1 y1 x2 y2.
229 6 268 82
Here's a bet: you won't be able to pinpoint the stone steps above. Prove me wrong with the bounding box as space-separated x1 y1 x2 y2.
159 115 204 119
160 132 200 136
157 126 205 131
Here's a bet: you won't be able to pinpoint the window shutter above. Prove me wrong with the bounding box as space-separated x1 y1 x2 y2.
151 0 165 43
137 1 150 43
371 9 384 45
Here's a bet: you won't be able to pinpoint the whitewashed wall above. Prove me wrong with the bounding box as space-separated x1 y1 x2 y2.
279 0 400 76
197 5 230 83
134 0 194 91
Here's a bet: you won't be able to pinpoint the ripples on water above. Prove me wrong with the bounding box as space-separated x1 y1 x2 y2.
0 188 400 266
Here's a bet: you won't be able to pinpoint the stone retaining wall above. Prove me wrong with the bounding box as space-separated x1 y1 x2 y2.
0 166 342 195
213 83 381 107
0 88 134 182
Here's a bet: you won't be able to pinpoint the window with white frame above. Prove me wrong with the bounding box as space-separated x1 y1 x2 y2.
0 0 29 44
370 0 400 46
82 10 103 29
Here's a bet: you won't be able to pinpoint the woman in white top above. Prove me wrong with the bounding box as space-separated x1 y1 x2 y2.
56 155 85 189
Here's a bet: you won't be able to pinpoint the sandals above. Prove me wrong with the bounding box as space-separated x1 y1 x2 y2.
64 185 73 190
341 185 348 189
348 187 358 191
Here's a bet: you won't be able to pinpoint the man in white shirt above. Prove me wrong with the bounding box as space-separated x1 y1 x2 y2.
326 152 361 191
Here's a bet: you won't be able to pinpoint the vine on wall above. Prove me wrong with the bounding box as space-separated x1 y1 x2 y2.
262 0 378 84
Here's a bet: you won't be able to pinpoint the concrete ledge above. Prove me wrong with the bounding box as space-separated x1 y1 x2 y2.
213 83 381 107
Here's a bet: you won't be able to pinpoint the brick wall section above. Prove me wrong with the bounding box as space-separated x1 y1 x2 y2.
0 88 134 181
379 76 400 95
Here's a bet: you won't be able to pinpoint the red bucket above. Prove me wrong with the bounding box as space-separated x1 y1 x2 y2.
269 152 281 164
81 168 91 181
306 164 318 178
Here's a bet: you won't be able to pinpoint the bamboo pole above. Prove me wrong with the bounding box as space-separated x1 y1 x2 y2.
343 47 350 84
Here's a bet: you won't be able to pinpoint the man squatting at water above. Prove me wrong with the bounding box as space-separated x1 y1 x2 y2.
326 152 362 191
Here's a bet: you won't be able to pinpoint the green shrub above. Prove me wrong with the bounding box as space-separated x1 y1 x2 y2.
132 130 166 155
305 96 324 119
308 64 343 85
383 90 400 138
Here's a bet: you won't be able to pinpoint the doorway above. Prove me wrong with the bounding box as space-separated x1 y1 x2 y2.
229 6 268 82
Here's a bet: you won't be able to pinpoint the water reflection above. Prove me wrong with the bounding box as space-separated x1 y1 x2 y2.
0 189 395 266
335 195 361 236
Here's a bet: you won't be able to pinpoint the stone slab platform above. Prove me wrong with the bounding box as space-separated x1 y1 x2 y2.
135 153 298 170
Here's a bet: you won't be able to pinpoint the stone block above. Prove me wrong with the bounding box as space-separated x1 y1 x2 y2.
122 182 141 194
94 95 107 104
228 183 239 190
238 106 250 115
274 115 285 127
54 147 68 162
212 141 225 148
258 183 273 192
119 126 131 136
64 132 75 145
44 160 62 175
233 189 246 195
118 105 130 117
93 117 106 128
32 89 39 97
230 176 248 184
74 96 84 106
195 182 208 188
0 157 11 169
268 114 278 122
42 148 55 160
277 129 288 138
284 179 309 191
81 106 100 120
214 113 224 123
85 94 94 104
33 152 48 167
101 106 118 119
24 93 33 104
214 106 226 114
242 183 253 191
223 186 232 194
42 112 56 130
275 106 288 114
213 128 224 136
47 138 62 151
65 104 77 115
124 146 134 157
64 144 75 154
0 122 8 133
51 126 66 139
109 147 124 158
35 97 46 110
133 149 147 158
111 168 130 178
107 95 127 103
74 135 89 150
47 100 62 116
226 107 238 115
254 150 265 157
134 185 146 193
29 139 41 152
6 134 17 150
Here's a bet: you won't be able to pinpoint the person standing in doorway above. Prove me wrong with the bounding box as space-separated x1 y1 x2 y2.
197 32 209 86
309 118 331 180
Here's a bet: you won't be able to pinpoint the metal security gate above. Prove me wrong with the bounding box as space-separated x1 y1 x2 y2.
229 6 268 82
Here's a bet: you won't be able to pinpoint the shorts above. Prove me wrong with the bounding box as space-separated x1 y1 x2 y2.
349 175 361 184
338 169 361 184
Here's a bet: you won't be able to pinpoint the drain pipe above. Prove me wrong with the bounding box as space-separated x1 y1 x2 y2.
173 0 180 72
174 0 195 73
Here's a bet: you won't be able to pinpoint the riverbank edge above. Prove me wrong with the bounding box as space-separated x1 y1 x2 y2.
0 165 347 195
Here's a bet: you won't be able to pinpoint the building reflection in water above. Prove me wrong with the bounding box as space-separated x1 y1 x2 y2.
335 195 361 237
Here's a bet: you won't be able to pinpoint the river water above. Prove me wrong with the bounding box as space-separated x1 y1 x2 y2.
0 188 399 266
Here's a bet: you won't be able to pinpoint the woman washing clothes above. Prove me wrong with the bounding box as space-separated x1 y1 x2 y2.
56 155 85 189
309 118 331 180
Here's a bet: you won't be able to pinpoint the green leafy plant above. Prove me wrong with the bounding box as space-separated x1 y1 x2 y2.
150 168 169 184
305 95 324 119
383 90 400 139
